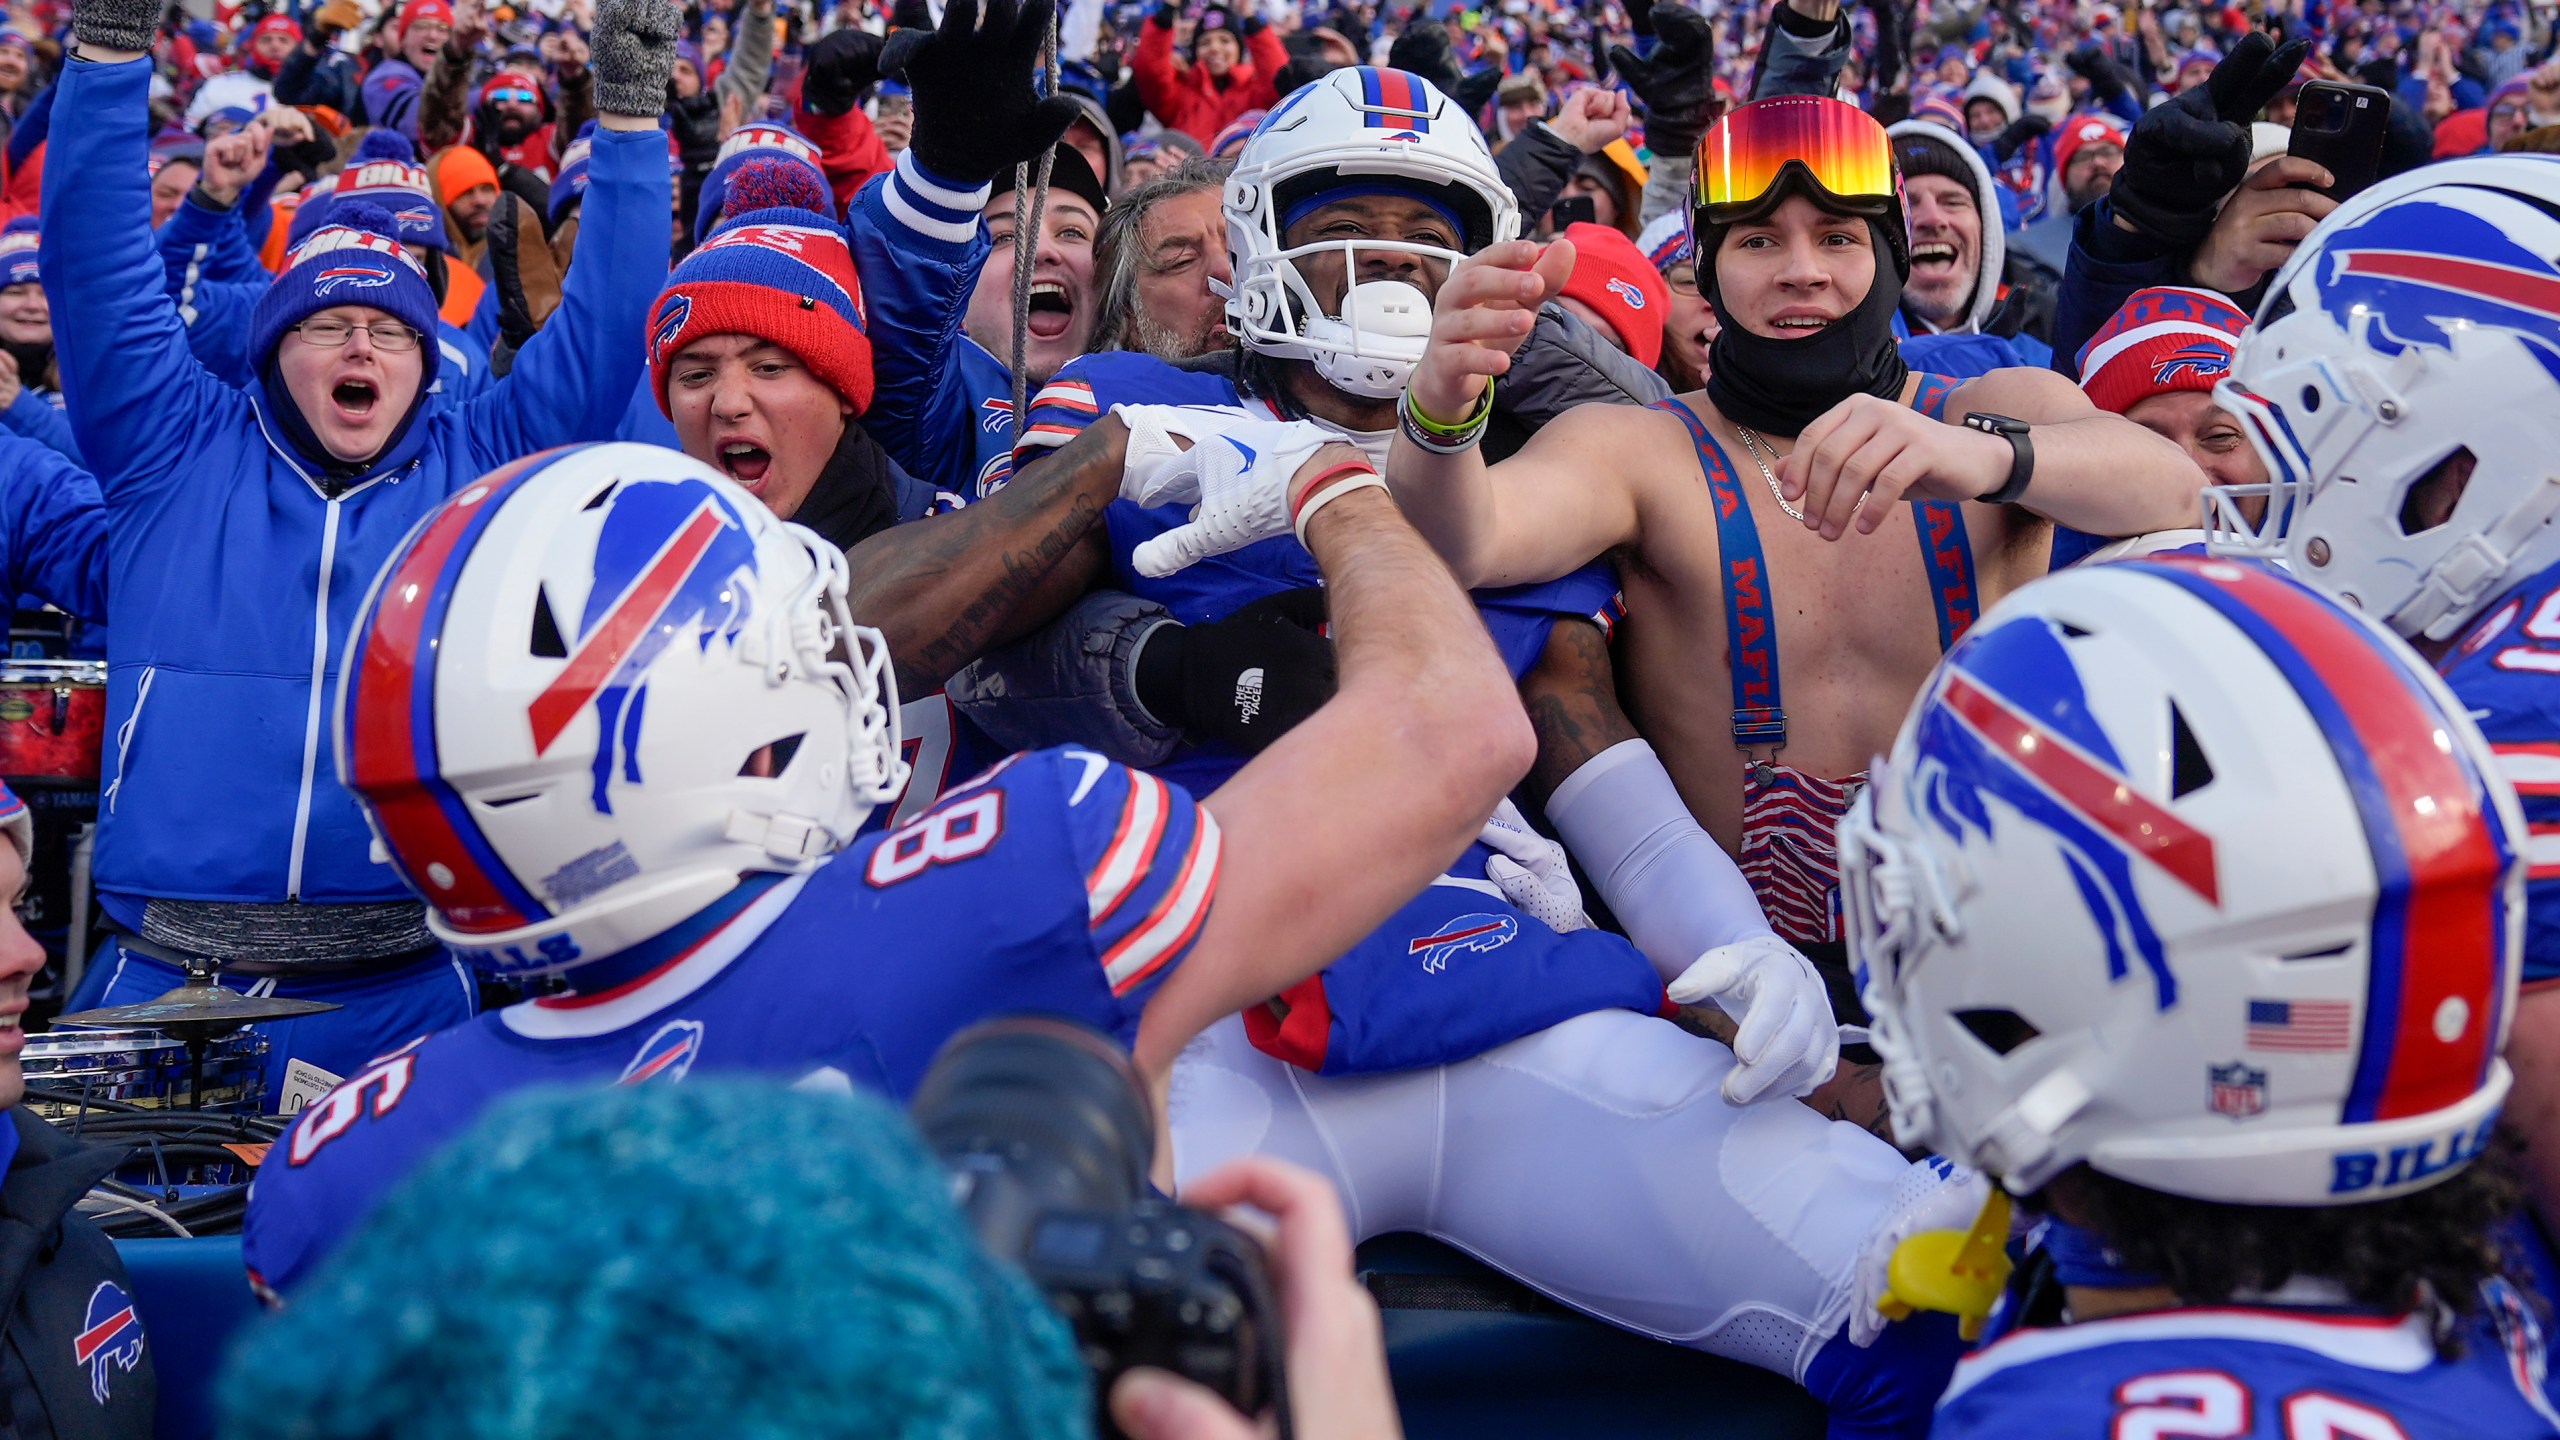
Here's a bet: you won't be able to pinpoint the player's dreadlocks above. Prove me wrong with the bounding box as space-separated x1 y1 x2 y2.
2036 1149 2525 1346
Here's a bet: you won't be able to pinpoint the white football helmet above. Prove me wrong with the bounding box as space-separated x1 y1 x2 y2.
335 443 907 977
2206 155 2560 641
1844 557 2523 1206
1221 66 1520 398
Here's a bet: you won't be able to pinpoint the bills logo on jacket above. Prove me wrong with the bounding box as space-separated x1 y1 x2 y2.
73 1281 143 1405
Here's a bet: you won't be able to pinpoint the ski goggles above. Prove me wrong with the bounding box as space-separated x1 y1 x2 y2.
1693 95 1899 226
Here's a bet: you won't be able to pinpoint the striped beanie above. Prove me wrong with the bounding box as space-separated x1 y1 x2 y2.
1636 209 1692 272
250 201 443 380
647 160 874 417
548 123 594 224
0 215 37 288
0 780 26 868
695 122 831 242
333 130 451 252
2074 286 2249 416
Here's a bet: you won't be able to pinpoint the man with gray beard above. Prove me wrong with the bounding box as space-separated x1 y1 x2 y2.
1095 161 1233 361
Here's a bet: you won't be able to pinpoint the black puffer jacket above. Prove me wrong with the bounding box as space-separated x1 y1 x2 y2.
0 1109 152 1440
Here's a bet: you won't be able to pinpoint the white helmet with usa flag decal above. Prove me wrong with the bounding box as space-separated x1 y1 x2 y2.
1843 557 2523 1206
336 443 907 978
2206 155 2560 642
1222 66 1519 397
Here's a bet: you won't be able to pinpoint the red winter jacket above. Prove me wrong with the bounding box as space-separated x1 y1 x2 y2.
1132 13 1286 144
791 86 893 216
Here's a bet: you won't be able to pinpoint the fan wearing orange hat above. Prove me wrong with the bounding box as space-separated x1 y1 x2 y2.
427 142 501 268
1552 221 1668 369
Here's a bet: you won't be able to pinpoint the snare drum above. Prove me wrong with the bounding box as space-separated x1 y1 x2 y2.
21 1027 270 1116
0 662 106 786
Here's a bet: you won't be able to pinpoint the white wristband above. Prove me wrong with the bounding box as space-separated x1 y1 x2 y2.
1290 467 1388 548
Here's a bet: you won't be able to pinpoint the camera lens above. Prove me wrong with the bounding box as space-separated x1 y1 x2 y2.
909 1017 1157 1258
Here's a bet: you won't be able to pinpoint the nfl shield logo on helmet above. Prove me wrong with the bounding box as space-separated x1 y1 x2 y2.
619 1019 705 1085
73 1281 143 1405
2209 1060 2268 1120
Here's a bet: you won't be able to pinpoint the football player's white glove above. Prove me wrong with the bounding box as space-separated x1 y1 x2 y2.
1107 410 1375 577
1668 934 1839 1104
1113 404 1264 504
1847 1160 1993 1348
1479 798 1590 933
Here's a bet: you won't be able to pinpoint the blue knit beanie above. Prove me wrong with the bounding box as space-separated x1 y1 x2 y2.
0 215 37 289
330 130 452 253
694 120 831 242
548 120 595 225
250 200 443 377
217 1080 1094 1440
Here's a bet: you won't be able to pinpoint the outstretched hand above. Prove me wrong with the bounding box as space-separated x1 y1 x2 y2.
884 0 1083 187
1408 239 1575 428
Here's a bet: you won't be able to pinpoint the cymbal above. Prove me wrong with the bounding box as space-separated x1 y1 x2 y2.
56 975 342 1033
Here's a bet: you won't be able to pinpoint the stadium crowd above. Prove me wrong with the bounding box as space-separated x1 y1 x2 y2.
0 0 2539 1429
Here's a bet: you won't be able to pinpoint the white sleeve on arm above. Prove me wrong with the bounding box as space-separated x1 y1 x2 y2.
1546 738 1773 981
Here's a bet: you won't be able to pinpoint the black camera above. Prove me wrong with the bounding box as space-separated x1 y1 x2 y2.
910 1017 1290 1440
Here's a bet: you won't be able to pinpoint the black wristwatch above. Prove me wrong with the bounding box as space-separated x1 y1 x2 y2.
1962 412 2035 505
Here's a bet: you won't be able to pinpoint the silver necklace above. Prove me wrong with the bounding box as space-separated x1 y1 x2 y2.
1732 424 1859 524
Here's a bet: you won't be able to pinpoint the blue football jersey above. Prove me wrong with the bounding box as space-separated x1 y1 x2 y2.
1010 351 1664 1075
244 747 1219 1298
2436 561 2560 985
1935 1296 2560 1439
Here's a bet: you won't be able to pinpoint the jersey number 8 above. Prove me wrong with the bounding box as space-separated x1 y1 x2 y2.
866 791 1005 887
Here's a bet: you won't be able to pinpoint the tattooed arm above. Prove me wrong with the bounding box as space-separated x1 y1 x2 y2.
840 417 1127 694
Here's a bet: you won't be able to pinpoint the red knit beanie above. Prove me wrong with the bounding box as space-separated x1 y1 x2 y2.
1555 222 1669 369
646 160 875 417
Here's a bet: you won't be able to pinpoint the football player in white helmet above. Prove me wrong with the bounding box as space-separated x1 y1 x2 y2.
1848 555 2553 1438
243 438 1535 1300
2206 154 2560 1240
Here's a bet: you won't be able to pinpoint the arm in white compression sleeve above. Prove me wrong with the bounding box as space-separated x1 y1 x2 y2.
1546 738 1774 981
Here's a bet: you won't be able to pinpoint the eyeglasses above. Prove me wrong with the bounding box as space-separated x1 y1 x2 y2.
1664 267 1699 297
291 318 422 351
1694 95 1899 227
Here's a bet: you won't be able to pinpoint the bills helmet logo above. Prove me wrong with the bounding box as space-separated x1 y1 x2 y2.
525 478 759 813
650 293 691 362
981 397 1016 434
1605 277 1648 310
74 1282 143 1405
1409 913 1519 974
2315 202 2560 381
2209 1059 2268 1119
2151 342 2231 386
1913 616 2219 1010
619 1019 705 1085
314 264 395 296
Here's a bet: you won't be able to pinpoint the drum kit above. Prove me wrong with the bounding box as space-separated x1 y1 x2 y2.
0 642 341 1121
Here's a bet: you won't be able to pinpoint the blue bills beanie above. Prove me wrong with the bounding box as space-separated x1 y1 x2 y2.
250 200 443 377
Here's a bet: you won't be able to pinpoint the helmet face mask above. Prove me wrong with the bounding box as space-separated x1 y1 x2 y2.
2207 158 2560 641
1849 558 2523 1208
1221 67 1520 399
337 444 909 979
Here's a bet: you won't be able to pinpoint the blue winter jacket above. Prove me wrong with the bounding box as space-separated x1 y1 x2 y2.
43 56 670 926
0 431 106 623
847 152 1016 498
0 392 78 466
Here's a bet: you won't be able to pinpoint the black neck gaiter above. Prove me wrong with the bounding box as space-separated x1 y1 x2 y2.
1703 218 1911 438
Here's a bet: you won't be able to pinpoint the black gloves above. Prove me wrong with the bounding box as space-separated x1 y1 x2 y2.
1609 4 1716 157
273 134 339 185
1992 111 2051 159
592 0 683 117
1625 0 1656 38
485 193 540 354
883 0 1083 188
2064 42 2131 103
802 26 887 116
2110 32 2308 246
1134 589 1336 753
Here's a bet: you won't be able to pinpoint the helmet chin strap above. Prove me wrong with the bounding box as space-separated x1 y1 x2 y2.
2398 472 2560 641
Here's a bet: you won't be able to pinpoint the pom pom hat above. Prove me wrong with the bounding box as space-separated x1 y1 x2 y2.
647 160 875 417
0 216 39 289
694 122 831 242
251 200 442 381
333 130 452 252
